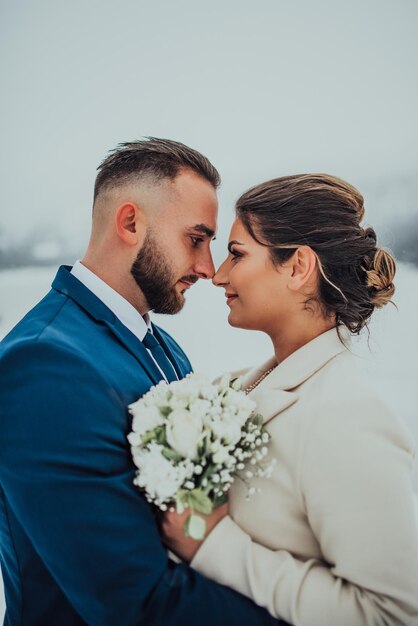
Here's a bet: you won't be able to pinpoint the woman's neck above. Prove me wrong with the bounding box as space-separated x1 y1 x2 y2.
269 314 336 363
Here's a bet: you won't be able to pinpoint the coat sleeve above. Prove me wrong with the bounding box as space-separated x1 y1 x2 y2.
191 394 418 626
0 339 281 626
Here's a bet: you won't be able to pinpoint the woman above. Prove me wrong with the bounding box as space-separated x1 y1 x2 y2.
162 174 418 626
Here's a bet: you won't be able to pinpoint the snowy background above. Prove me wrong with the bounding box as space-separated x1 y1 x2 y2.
1 0 418 619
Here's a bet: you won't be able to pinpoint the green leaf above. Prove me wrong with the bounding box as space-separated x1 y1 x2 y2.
213 493 228 508
250 414 264 428
154 425 167 445
174 489 190 513
200 463 215 482
141 429 157 445
184 514 206 540
188 489 213 515
161 447 182 462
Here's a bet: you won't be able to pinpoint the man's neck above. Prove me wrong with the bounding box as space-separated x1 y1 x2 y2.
80 257 149 316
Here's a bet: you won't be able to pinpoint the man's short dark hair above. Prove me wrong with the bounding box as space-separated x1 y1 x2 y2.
94 137 220 202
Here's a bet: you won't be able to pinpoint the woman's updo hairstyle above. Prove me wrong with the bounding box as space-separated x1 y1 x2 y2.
235 174 395 334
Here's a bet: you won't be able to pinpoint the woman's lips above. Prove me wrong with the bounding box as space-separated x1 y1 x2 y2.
226 293 238 306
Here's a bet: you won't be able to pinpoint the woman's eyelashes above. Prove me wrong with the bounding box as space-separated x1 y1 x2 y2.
229 247 243 262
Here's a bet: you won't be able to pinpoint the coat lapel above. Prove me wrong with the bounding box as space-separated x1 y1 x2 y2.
102 317 164 385
251 387 298 425
51 266 164 386
245 328 349 425
243 359 297 425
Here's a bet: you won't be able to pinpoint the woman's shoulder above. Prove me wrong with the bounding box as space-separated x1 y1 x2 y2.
305 349 415 455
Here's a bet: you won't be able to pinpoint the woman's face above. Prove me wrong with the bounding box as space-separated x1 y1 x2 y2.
213 218 295 333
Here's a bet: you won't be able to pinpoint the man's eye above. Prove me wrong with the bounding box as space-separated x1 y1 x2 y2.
191 236 204 247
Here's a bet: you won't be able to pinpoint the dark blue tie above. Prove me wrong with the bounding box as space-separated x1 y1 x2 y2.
142 331 177 383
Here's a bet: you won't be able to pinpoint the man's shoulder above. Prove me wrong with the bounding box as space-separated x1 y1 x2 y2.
1 288 65 349
0 285 109 377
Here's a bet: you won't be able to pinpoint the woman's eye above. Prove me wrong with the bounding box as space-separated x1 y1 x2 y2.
230 249 242 262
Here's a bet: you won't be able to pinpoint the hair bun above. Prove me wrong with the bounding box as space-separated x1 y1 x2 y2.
364 248 396 308
362 226 377 243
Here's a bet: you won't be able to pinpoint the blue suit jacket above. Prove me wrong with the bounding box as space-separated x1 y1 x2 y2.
0 266 281 626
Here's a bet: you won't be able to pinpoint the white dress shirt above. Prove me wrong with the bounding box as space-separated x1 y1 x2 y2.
71 261 176 382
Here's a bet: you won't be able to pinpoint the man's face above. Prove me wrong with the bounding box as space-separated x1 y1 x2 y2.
131 170 218 314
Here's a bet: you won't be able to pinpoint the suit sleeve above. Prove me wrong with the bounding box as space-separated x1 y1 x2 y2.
0 340 281 626
191 395 418 626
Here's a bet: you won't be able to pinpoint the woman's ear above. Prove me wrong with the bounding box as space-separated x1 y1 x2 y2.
287 246 317 292
115 203 147 247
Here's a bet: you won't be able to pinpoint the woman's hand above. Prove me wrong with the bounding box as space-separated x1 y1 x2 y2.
161 503 229 563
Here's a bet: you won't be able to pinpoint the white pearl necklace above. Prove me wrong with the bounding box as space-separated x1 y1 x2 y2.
245 363 278 394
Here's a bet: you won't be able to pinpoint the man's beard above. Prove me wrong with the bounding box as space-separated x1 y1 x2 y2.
131 231 197 314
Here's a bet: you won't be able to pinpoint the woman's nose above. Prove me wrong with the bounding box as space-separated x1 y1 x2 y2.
212 259 228 287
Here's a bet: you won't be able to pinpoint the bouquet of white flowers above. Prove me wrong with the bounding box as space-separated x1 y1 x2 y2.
127 372 275 539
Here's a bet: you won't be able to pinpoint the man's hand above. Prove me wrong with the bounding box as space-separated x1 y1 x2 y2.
160 503 228 562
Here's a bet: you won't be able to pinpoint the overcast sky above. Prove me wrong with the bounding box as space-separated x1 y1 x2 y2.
1 0 417 259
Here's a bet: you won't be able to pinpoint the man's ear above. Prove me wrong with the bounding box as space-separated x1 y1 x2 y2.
115 203 147 247
287 246 317 292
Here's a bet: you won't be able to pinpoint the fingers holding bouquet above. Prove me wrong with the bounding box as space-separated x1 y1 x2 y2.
160 502 229 562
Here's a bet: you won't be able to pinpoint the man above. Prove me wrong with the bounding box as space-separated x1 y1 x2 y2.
0 139 281 625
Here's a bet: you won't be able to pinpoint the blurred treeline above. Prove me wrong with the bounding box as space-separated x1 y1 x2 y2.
0 219 416 269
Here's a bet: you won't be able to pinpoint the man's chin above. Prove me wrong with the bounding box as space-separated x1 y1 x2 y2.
152 291 185 315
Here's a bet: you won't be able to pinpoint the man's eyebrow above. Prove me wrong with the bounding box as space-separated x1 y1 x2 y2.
228 240 245 253
188 224 216 239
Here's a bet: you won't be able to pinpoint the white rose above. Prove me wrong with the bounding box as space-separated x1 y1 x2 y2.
129 404 163 437
166 409 203 460
222 389 256 426
127 431 142 447
211 416 243 446
189 398 212 419
223 388 255 411
168 396 189 411
142 381 170 408
133 442 186 501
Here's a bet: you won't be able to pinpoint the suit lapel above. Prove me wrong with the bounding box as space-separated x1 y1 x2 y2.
52 266 164 386
102 317 164 385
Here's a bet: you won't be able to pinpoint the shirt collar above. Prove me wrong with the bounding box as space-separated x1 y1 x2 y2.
71 260 151 342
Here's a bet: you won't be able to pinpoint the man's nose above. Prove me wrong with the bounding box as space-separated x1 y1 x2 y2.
194 250 216 280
